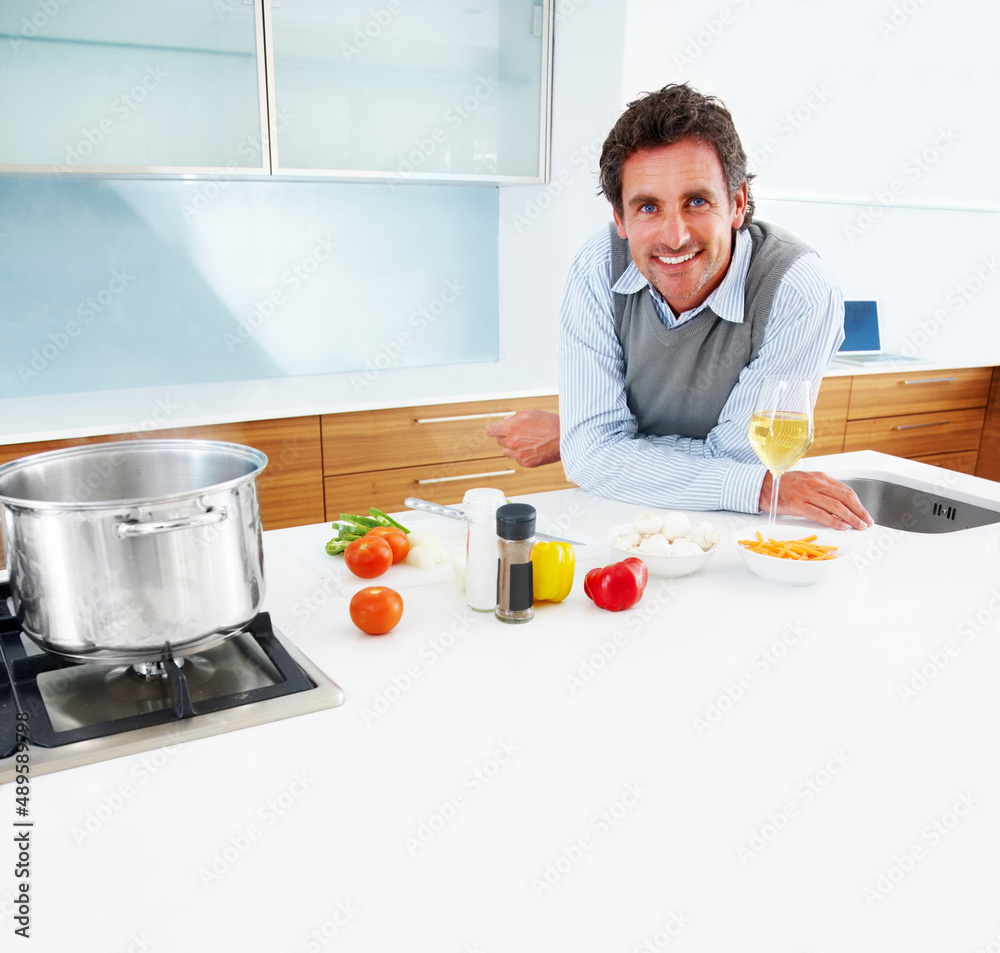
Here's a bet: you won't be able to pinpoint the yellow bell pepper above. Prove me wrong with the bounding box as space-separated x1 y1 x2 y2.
531 541 575 603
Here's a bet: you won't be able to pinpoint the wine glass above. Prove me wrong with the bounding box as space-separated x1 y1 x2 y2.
748 378 815 527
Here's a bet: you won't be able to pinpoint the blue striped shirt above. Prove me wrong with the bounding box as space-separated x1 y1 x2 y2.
558 225 845 513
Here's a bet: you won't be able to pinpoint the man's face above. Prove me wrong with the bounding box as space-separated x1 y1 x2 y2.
612 136 747 314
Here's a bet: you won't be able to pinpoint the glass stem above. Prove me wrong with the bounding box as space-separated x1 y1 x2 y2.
768 471 781 527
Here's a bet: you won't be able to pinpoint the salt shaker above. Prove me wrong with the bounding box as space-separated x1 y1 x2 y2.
463 488 507 612
495 503 535 624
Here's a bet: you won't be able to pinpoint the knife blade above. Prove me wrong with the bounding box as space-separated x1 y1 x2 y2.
403 497 585 546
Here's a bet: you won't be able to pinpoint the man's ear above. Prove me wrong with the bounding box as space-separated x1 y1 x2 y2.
730 182 748 229
613 207 628 240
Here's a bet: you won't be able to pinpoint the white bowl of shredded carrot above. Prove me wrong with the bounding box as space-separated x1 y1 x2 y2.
733 524 854 586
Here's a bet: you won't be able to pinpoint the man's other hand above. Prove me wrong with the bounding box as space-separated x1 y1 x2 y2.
484 409 561 468
759 470 873 530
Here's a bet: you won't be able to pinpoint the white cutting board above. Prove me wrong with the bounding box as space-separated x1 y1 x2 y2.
281 511 468 592
279 508 605 596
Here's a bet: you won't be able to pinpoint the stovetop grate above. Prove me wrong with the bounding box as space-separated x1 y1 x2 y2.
0 580 316 749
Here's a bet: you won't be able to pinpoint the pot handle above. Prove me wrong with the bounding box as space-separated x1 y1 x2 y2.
114 507 228 539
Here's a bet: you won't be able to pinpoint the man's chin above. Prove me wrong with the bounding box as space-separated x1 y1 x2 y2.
652 278 706 313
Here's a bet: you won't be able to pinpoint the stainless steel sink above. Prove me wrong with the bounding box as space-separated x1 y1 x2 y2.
843 478 1000 533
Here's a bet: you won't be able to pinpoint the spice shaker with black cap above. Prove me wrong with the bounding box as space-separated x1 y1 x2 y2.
495 502 535 623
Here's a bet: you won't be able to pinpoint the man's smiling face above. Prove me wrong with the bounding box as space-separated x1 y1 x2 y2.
612 136 748 314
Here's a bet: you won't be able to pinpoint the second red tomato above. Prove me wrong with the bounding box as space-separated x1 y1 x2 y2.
365 526 410 564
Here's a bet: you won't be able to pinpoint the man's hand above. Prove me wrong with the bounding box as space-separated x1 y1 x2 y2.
759 470 873 530
484 409 561 468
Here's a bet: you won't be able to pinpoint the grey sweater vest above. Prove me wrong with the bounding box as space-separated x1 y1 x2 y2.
611 220 813 439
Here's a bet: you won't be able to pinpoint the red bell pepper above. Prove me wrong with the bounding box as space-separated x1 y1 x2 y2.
583 557 648 612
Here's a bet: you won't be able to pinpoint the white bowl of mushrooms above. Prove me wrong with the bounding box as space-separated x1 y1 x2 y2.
607 510 720 578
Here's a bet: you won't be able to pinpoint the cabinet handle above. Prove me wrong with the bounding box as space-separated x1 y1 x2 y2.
894 420 949 430
414 412 515 424
417 469 516 485
901 377 958 385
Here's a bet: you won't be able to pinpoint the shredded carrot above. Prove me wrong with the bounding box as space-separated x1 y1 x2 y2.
738 531 839 561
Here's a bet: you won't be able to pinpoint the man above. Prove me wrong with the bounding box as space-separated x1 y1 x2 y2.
491 83 869 531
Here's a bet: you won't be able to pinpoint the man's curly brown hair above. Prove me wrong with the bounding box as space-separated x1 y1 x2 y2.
599 83 755 226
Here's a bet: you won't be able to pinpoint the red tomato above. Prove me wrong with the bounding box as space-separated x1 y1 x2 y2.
344 535 393 578
365 526 409 564
349 586 403 635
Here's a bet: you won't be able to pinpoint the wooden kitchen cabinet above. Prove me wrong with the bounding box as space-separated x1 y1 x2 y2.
975 367 1000 482
808 376 851 457
845 367 992 419
842 367 992 473
0 417 324 533
844 408 985 462
0 391 574 567
321 395 573 517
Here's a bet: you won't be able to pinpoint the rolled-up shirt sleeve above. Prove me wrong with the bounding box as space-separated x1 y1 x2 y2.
557 228 844 513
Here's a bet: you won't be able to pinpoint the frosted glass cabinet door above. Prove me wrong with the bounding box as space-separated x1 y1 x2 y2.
0 0 268 172
268 0 551 181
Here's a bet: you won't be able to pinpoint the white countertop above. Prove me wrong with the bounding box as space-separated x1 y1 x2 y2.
0 356 988 447
7 451 1000 950
823 355 979 377
0 361 560 446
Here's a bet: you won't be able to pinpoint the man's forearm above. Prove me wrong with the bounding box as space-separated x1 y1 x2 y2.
561 425 767 512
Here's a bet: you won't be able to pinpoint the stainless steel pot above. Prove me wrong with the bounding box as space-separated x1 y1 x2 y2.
0 439 268 663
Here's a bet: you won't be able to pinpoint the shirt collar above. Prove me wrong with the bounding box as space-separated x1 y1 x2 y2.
611 228 752 325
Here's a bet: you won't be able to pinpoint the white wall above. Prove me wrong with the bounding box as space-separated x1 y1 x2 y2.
621 0 1000 366
497 0 628 374
500 0 1000 371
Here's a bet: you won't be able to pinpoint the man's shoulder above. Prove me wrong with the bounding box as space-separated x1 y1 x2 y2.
748 220 839 300
747 220 815 256
572 223 616 273
780 251 841 303
561 224 620 325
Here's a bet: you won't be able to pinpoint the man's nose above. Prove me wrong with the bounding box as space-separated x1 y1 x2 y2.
658 209 691 250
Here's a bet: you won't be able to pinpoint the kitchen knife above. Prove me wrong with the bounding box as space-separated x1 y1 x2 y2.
403 497 585 546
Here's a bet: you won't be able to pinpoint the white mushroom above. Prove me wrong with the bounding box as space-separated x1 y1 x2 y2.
611 533 638 552
669 538 703 556
632 512 663 535
659 511 692 540
618 527 642 547
637 532 671 554
687 521 720 552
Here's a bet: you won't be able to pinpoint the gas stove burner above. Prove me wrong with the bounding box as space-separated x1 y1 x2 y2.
0 579 344 780
36 632 284 732
12 612 315 745
40 654 220 725
131 659 180 680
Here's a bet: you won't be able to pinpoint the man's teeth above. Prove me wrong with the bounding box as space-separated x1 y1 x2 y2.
657 252 696 265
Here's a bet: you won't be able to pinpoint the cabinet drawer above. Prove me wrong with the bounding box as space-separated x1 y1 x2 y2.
808 376 850 456
324 460 573 518
843 408 986 457
848 367 991 419
914 450 979 475
321 395 559 476
0 417 324 532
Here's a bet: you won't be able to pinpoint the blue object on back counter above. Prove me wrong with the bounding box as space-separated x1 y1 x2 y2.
839 300 881 353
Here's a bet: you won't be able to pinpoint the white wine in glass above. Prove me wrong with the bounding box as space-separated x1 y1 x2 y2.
748 378 815 526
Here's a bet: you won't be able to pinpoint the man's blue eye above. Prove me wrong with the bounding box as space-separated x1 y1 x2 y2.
690 197 707 207
639 203 655 213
